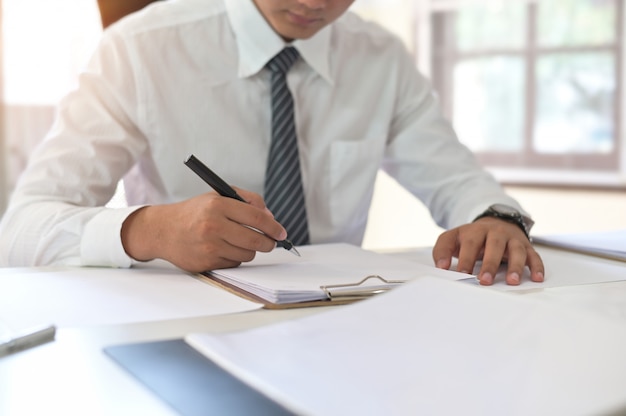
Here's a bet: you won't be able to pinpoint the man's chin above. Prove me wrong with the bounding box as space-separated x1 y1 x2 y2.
275 23 324 41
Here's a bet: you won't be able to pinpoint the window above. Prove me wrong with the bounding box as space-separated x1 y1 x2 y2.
431 0 624 186
353 0 626 187
0 0 102 210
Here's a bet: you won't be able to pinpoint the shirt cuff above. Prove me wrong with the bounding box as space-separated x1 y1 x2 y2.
81 205 147 267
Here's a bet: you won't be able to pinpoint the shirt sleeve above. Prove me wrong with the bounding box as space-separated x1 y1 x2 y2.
382 47 528 230
0 27 149 267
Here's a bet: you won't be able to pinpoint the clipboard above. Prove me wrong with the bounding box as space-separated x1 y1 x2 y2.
190 243 468 309
196 273 405 310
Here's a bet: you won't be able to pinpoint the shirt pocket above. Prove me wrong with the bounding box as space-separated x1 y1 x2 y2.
327 137 386 232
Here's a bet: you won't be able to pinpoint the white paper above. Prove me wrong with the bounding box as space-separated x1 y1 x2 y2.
187 277 626 416
388 245 626 291
209 243 473 303
533 229 626 261
0 260 261 329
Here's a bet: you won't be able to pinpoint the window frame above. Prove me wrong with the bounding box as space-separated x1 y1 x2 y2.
426 0 626 188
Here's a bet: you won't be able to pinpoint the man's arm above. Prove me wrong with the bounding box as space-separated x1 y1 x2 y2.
381 42 544 285
0 27 145 267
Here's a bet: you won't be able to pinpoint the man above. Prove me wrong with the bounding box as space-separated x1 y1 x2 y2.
0 0 544 286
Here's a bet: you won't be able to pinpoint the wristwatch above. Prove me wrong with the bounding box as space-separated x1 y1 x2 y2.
473 203 534 240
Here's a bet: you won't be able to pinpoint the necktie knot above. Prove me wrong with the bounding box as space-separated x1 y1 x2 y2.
266 47 300 74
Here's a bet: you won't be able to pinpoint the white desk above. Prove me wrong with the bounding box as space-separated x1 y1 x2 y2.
2 246 626 416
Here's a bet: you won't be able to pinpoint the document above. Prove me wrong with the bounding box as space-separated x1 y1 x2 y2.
205 243 473 305
0 260 261 329
186 277 626 416
389 245 626 291
533 229 626 262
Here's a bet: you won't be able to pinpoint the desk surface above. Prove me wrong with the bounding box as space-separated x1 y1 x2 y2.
2 246 626 416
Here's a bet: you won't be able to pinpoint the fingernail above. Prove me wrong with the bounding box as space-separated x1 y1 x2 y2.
535 271 544 282
509 272 520 285
436 259 447 269
480 272 492 285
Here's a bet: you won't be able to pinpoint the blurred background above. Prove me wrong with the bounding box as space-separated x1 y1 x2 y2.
1 0 625 250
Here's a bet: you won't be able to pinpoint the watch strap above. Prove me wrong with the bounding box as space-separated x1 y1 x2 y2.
473 206 532 240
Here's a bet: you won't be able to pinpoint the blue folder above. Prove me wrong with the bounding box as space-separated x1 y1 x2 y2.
104 339 294 416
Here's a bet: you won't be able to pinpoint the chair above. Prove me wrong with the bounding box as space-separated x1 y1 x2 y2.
96 0 163 28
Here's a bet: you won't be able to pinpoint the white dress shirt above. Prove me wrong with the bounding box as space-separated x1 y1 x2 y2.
0 0 524 267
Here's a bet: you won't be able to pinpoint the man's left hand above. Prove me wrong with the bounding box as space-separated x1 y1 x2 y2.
432 217 545 285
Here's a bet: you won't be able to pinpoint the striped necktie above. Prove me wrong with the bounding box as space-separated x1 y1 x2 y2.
264 47 310 245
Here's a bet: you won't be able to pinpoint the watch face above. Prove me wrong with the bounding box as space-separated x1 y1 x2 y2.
491 204 521 217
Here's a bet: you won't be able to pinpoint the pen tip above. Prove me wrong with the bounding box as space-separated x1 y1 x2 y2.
277 239 300 256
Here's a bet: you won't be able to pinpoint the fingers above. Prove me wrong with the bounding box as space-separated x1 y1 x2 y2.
496 243 544 286
236 187 267 209
433 227 485 276
231 188 286 241
491 238 526 286
221 219 281 254
455 232 485 275
122 191 290 274
478 219 545 286
200 195 286 255
433 218 546 286
476 232 507 285
526 247 545 283
432 230 459 271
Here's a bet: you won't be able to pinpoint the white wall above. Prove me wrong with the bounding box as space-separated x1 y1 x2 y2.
363 171 443 250
506 186 626 235
362 171 626 250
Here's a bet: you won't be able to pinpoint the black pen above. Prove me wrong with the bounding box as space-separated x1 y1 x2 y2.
184 154 301 256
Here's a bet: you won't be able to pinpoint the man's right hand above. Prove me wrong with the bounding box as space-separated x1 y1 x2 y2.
120 188 287 273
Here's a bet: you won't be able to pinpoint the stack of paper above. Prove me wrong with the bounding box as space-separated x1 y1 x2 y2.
205 243 473 305
533 229 626 262
186 276 626 416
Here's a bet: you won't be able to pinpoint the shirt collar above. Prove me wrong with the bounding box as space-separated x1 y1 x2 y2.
225 0 333 84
